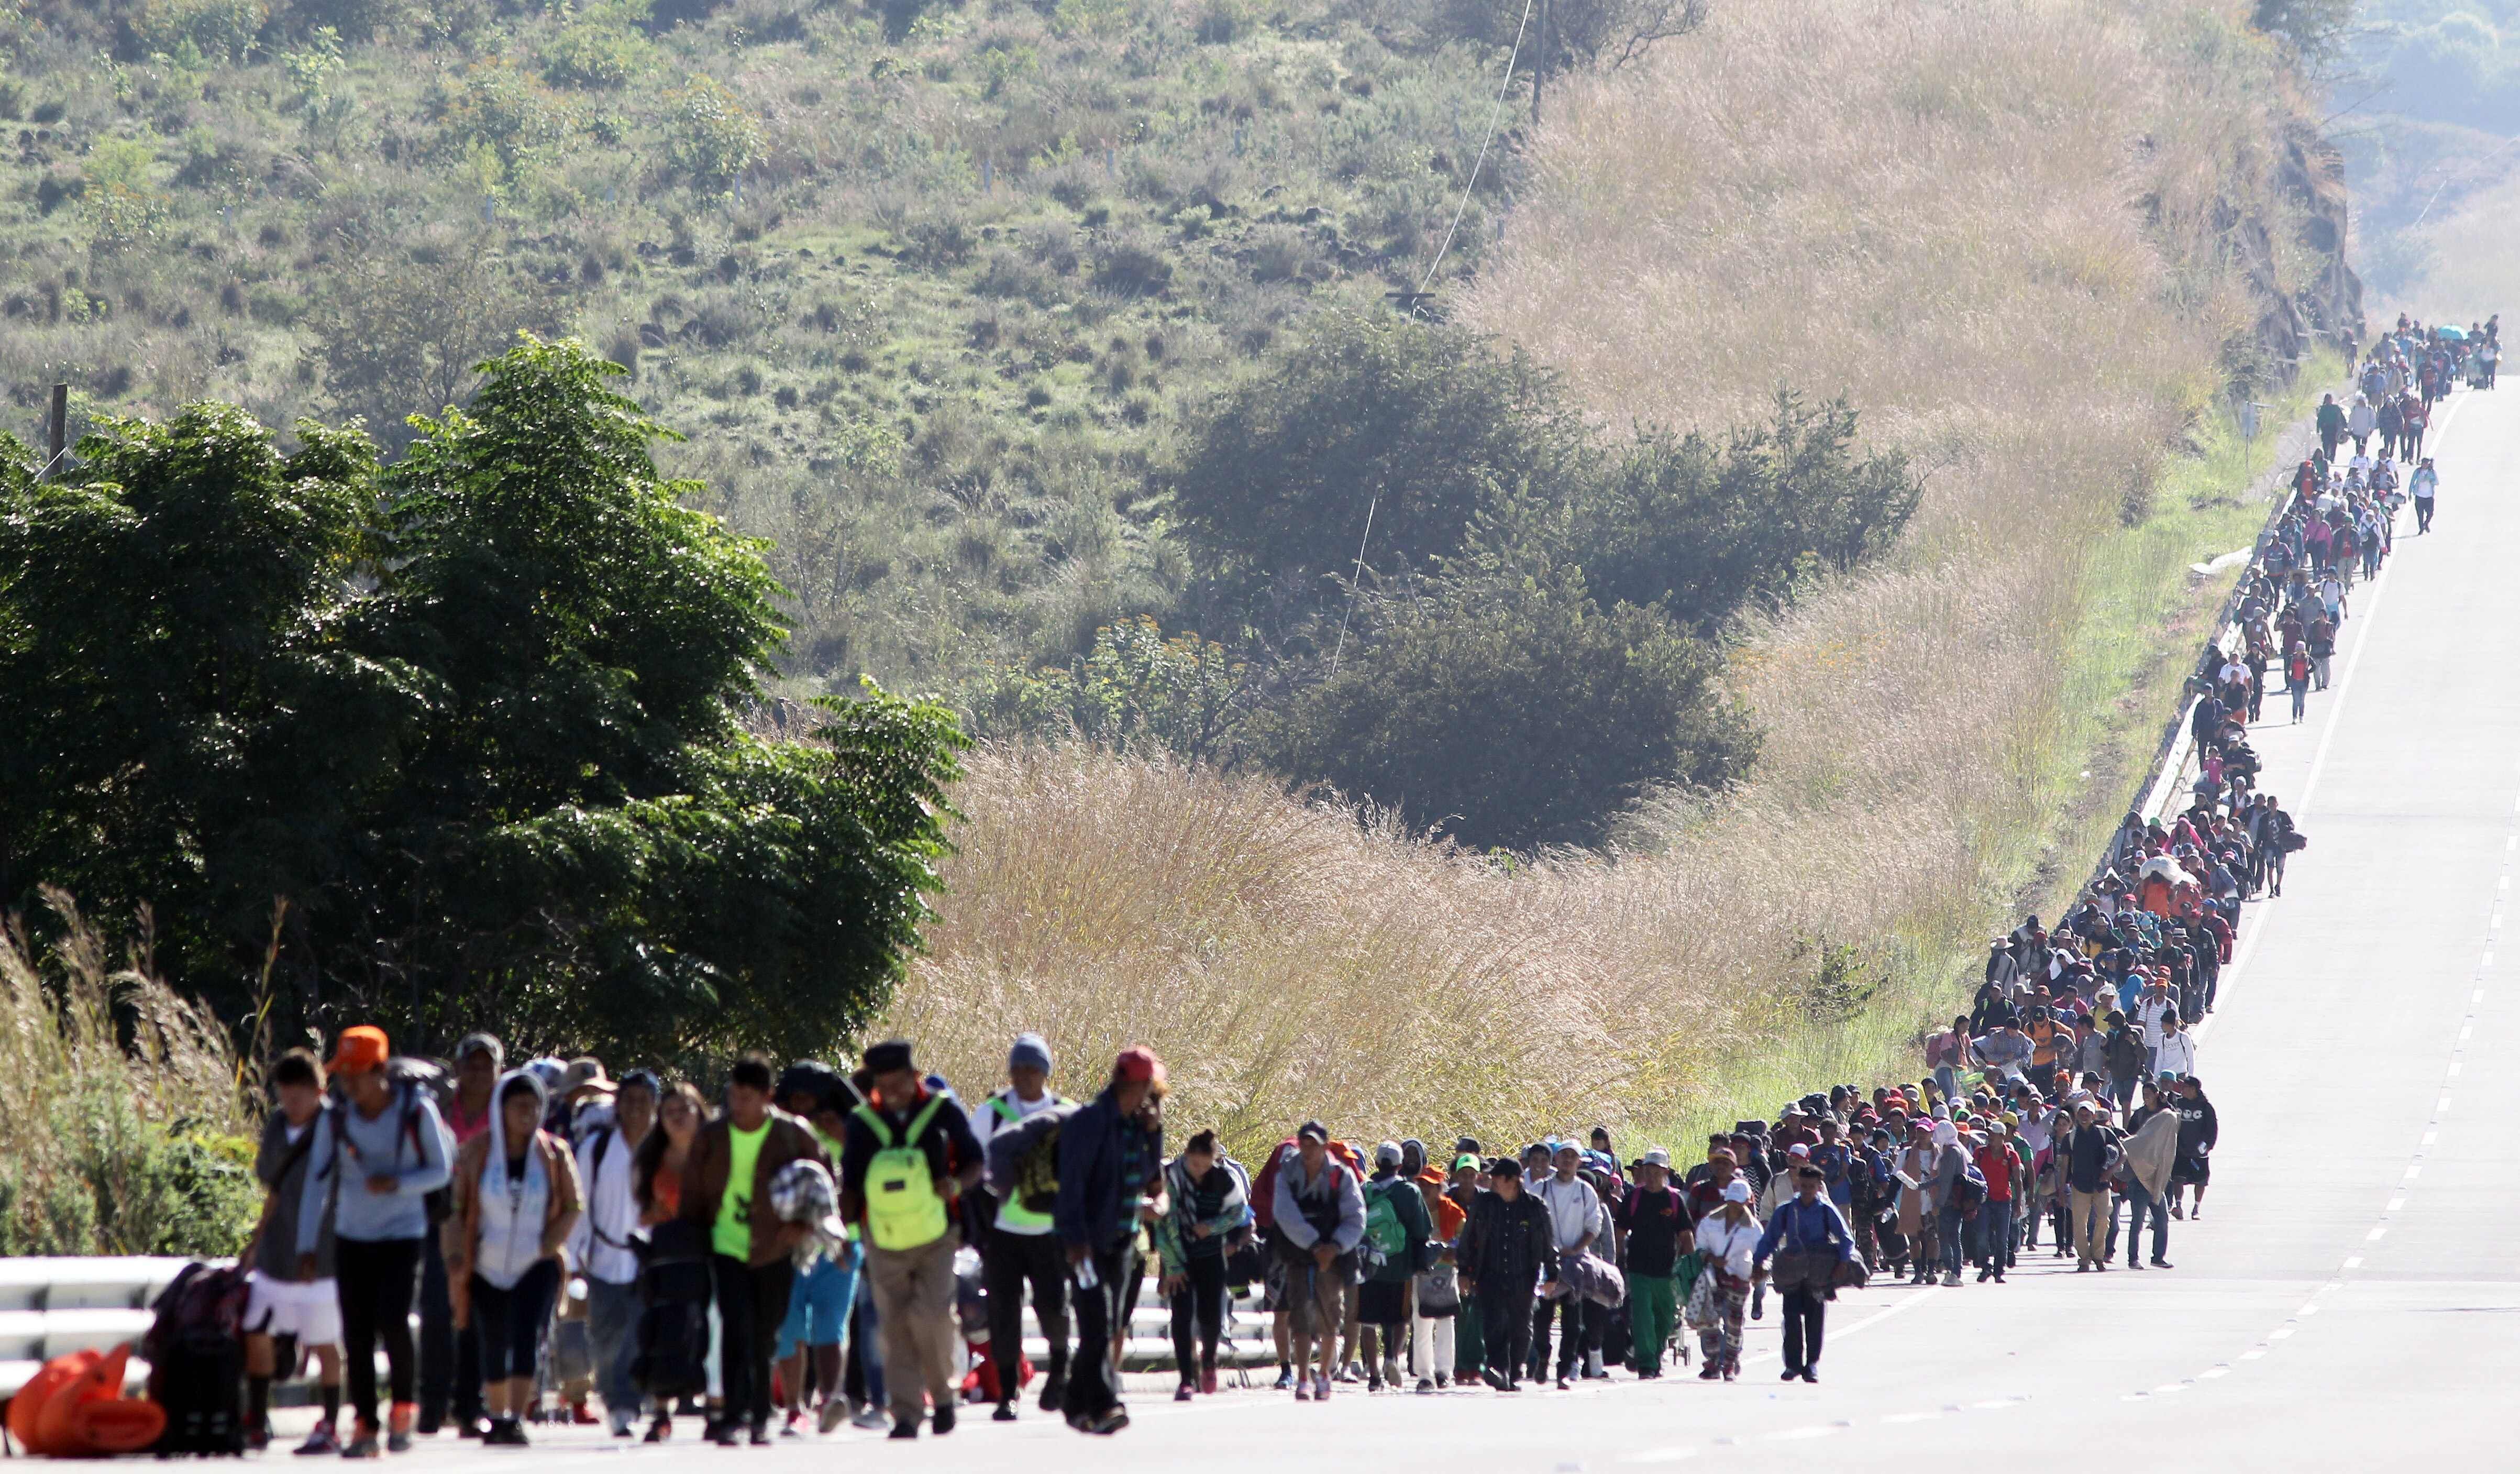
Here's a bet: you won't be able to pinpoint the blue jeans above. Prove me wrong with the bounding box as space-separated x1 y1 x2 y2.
584 1277 643 1429
2121 1181 2169 1264
1932 1065 1958 1104
1969 1201 2011 1272
1937 1205 1966 1275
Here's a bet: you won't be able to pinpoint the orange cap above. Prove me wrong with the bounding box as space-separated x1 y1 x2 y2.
328 1025 390 1076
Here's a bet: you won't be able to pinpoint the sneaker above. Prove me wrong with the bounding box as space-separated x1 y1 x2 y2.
643 1419 672 1443
295 1423 341 1456
385 1431 412 1455
1038 1375 1068 1413
1780 1366 1800 1382
931 1406 954 1437
1798 1368 1817 1384
1366 1371 1384 1393
1199 1366 1219 1396
1434 1372 1449 1389
1720 1363 1738 1382
1942 1271 1962 1287
1383 1359 1402 1388
1482 1368 1508 1391
1586 1350 1606 1379
1273 1368 1295 1392
707 1421 740 1448
780 1409 803 1438
1415 1378 1434 1394
457 1418 488 1440
570 1403 599 1427
1698 1364 1721 1381
749 1423 772 1446
1313 1373 1332 1402
1294 1379 1312 1402
2151 1257 2174 1269
991 1403 1019 1423
2128 1260 2146 1271
1089 1409 1130 1436
887 1422 918 1441
340 1435 380 1460
1175 1384 1196 1402
849 1406 889 1432
1336 1361 1363 1384
1555 1376 1572 1390
414 1410 443 1438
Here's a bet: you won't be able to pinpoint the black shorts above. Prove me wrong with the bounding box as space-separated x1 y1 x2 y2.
1356 1278 1408 1326
2171 1155 2210 1186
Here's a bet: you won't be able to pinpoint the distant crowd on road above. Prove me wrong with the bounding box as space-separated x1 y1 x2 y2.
203 320 2489 1459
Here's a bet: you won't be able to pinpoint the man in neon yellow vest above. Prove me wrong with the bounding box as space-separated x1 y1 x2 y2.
967 1033 1073 1422
838 1039 983 1441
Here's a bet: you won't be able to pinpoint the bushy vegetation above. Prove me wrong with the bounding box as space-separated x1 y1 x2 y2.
1 338 966 1063
0 0 1545 691
0 890 260 1257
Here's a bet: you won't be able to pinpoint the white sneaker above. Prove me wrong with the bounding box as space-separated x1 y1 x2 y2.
848 1405 889 1431
817 1400 849 1435
1585 1350 1606 1379
1942 1271 1962 1287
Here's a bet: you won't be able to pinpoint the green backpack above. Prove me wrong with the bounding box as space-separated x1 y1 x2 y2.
854 1094 951 1252
1364 1179 1410 1265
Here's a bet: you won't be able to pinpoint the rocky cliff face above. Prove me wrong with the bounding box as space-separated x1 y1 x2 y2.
2268 121 2365 376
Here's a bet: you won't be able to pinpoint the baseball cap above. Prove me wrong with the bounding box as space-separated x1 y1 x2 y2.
1721 1180 1753 1204
1641 1148 1672 1169
327 1026 390 1076
1114 1046 1166 1088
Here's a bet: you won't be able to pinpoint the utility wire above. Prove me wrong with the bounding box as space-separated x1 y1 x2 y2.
1416 0 1538 296
1328 496 1378 677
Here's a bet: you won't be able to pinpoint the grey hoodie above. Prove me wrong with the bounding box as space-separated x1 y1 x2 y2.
298 1079 453 1250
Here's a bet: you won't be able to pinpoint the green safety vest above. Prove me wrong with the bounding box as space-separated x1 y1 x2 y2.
853 1094 952 1252
987 1093 1068 1231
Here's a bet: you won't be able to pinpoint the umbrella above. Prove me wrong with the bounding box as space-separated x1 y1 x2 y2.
2438 325 2468 340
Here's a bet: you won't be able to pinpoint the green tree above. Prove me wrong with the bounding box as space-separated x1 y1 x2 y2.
0 338 967 1062
1254 563 1756 850
1170 314 1586 621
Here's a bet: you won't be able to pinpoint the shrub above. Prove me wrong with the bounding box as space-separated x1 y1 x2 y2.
666 74 767 189
0 892 260 1258
1255 564 1755 850
1170 312 1584 608
133 0 269 61
961 617 1248 760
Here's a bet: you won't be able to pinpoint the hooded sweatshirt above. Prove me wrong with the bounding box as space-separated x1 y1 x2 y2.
297 1074 453 1249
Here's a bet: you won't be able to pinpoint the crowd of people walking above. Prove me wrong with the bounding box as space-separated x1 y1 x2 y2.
229 324 2478 1455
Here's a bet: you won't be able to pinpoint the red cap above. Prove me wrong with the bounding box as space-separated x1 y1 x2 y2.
1114 1046 1166 1088
328 1025 390 1076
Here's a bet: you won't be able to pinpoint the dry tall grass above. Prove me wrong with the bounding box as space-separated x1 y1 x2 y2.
0 891 262 1255
884 0 2331 1155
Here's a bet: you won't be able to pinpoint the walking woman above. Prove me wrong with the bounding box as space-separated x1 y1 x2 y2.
2286 642 2311 723
1688 1181 1759 1381
631 1081 711 1443
445 1070 583 1446
1153 1130 1252 1401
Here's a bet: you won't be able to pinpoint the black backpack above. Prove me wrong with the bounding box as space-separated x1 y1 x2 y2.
144 1260 252 1455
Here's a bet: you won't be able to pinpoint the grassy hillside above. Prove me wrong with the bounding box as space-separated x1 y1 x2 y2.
887 0 2354 1151
2 0 1524 682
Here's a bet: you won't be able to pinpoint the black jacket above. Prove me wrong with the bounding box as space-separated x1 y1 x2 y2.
1456 1189 1556 1295
2174 1095 2219 1159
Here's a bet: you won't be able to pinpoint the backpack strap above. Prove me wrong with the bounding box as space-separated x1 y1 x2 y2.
851 1103 894 1148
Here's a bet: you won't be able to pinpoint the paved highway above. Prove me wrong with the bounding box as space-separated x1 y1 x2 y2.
364 386 2520 1468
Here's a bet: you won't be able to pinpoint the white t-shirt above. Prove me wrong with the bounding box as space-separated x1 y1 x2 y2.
1534 1175 1601 1252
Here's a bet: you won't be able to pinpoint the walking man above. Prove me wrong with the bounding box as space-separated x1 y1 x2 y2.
1270 1121 1366 1403
2059 1102 2121 1272
297 1027 451 1458
1053 1048 1167 1436
967 1034 1073 1421
839 1041 981 1440
571 1069 655 1437
688 1053 825 1446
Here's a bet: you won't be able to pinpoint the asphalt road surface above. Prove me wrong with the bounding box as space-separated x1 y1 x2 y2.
361 387 2520 1469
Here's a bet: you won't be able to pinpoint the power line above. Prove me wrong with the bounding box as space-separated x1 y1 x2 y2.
1416 0 1539 298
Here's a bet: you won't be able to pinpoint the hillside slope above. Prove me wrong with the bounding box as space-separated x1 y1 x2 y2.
889 0 2358 1148
2 0 1519 680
